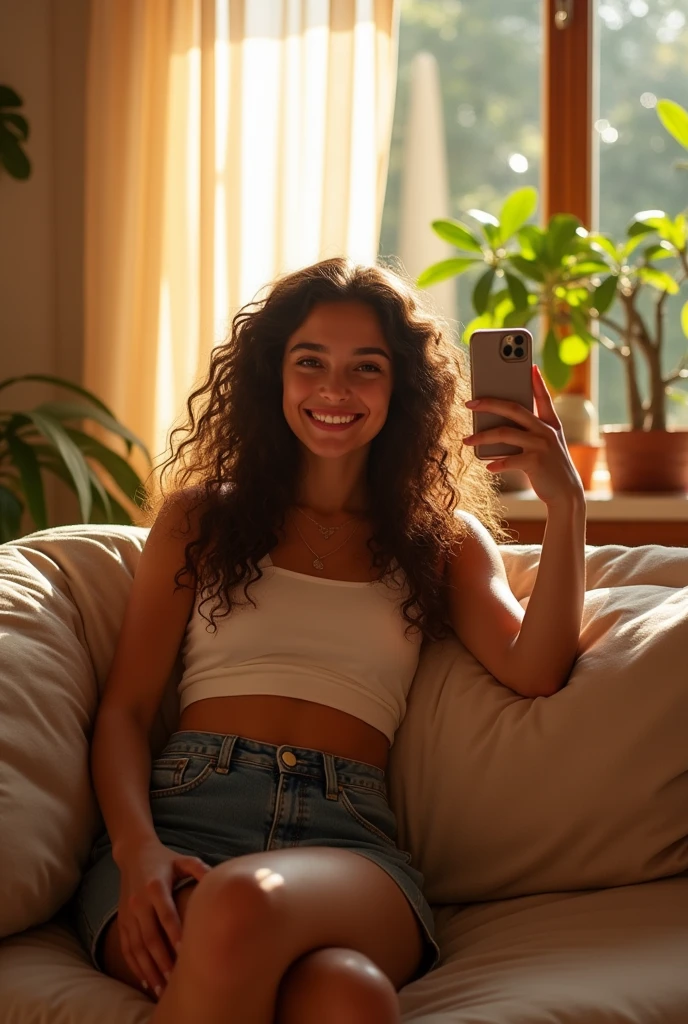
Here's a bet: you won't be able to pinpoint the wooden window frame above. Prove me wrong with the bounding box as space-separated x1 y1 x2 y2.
543 0 594 400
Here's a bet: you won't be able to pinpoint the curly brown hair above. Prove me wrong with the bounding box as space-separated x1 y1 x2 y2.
139 257 510 642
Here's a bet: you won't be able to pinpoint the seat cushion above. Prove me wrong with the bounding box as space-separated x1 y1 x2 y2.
1 879 687 1023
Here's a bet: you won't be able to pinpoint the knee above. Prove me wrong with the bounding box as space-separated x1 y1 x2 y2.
277 947 400 1024
180 861 283 966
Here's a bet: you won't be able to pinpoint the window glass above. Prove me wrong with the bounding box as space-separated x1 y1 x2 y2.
596 0 688 426
379 0 542 341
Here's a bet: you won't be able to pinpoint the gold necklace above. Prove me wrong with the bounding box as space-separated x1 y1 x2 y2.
291 516 361 571
295 505 359 540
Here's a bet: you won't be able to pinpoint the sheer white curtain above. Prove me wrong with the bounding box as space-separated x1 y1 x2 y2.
84 0 399 499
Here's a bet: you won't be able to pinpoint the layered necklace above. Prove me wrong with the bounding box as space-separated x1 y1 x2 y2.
292 506 361 571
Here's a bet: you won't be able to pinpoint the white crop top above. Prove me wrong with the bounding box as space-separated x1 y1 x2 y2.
178 553 422 744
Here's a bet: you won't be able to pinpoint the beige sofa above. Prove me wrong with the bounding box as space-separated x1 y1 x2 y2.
1 522 687 1023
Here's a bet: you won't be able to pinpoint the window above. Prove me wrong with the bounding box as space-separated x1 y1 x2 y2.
380 0 688 428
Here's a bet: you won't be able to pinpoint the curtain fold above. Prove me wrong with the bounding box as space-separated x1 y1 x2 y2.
84 0 399 499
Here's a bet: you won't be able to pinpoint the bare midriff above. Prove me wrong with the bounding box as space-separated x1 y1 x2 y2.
178 694 391 771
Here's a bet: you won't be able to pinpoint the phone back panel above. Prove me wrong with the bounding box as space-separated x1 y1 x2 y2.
469 328 534 459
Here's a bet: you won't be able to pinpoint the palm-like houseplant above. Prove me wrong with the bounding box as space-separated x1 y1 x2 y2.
418 100 688 493
1 86 152 541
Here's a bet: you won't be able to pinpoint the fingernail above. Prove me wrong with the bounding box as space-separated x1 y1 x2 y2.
164 970 172 982
155 985 163 998
465 399 479 407
141 980 149 991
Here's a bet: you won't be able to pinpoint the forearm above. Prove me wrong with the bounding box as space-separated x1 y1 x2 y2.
510 496 587 696
90 706 160 866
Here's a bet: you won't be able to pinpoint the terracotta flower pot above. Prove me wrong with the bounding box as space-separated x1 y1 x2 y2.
567 442 601 491
601 426 688 493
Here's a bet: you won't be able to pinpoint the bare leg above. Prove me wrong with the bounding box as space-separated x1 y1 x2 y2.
276 947 400 1024
150 847 423 1024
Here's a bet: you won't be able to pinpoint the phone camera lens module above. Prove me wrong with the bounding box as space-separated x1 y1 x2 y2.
514 334 524 345
514 347 524 358
504 345 513 356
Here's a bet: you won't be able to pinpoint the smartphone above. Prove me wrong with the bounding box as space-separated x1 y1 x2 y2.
469 328 534 460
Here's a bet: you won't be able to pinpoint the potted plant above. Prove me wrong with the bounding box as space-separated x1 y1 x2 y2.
0 374 152 542
417 100 688 493
1 86 152 541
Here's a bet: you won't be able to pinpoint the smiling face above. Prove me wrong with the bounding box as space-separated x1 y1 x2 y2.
281 301 394 458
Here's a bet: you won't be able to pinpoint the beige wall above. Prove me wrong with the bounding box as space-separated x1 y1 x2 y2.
0 0 89 530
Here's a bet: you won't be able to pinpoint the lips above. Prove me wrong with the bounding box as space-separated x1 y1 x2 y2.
304 409 364 431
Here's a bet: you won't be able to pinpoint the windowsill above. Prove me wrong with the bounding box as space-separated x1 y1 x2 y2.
499 466 688 521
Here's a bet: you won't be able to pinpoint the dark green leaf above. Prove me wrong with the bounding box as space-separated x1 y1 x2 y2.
546 213 582 266
591 274 618 316
473 267 496 316
62 425 146 506
644 242 677 262
507 255 544 282
0 86 22 107
0 485 23 543
22 411 93 521
0 131 30 179
2 113 29 141
588 234 619 262
517 225 546 260
31 399 151 460
430 219 483 253
504 271 529 311
417 257 481 288
543 328 571 390
5 428 47 530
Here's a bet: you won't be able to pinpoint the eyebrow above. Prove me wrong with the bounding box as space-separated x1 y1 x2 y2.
288 341 391 361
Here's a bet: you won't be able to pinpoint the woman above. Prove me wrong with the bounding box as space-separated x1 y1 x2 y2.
72 257 586 1024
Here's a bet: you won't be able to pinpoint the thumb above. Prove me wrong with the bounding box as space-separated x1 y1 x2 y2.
173 855 213 883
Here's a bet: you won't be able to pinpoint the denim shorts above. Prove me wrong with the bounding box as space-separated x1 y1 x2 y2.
69 731 441 980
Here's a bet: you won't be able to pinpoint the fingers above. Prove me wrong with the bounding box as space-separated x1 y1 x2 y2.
464 427 549 451
174 854 213 884
121 916 166 997
531 364 561 427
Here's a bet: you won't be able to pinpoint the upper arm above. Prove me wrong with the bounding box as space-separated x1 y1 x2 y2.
445 511 525 691
98 487 207 729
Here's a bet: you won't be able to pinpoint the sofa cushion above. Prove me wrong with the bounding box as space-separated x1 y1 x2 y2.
0 525 686 939
389 546 688 902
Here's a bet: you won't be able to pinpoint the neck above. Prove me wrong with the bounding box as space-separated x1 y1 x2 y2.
294 447 369 517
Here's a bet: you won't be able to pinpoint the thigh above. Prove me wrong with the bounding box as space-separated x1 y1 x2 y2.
101 882 198 995
186 846 424 989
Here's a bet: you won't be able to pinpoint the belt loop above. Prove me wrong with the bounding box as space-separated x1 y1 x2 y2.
323 752 339 801
215 735 237 774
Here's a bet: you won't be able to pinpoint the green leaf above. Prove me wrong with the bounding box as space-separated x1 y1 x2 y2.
559 334 590 366
570 308 596 344
543 328 571 390
506 254 544 282
30 399 151 460
0 132 31 179
21 411 93 521
430 219 483 253
657 99 688 151
0 86 22 107
0 485 23 543
636 267 680 294
644 242 677 262
461 314 492 344
517 225 546 260
473 267 496 316
588 234 619 262
672 213 686 251
681 300 688 339
591 274 618 316
498 187 538 244
467 209 500 246
4 427 47 530
546 213 582 266
504 271 529 311
61 425 146 506
503 304 538 328
416 257 481 288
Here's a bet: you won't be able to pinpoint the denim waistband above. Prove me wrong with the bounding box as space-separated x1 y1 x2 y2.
160 730 387 797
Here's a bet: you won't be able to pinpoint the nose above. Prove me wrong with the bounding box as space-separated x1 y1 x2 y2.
318 367 351 402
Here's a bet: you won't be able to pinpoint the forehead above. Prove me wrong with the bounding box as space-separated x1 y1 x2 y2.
290 301 389 350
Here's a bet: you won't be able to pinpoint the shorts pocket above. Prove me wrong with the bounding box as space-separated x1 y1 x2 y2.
338 785 400 848
150 753 215 798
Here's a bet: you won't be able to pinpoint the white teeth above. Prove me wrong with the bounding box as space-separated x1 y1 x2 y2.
311 412 357 425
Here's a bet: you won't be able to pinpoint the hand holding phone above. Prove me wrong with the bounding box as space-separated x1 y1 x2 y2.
468 328 534 460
